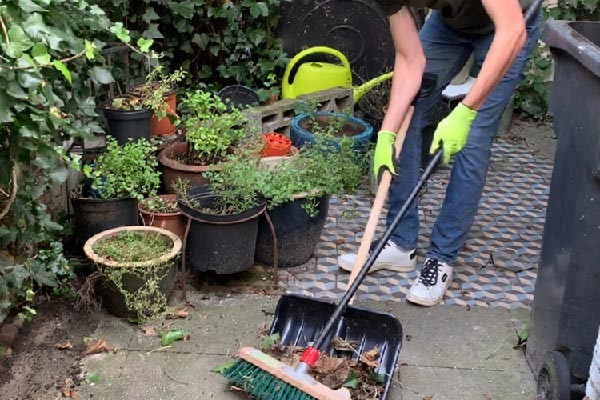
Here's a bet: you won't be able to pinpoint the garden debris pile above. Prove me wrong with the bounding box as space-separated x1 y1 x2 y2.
264 335 385 400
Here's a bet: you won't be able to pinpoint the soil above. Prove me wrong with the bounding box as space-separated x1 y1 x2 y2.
0 299 100 400
299 115 364 137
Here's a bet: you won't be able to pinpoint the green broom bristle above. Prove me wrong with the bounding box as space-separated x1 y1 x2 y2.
223 358 317 400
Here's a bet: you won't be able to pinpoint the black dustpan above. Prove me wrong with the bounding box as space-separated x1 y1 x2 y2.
270 294 402 399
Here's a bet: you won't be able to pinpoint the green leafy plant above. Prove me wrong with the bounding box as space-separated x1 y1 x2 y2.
514 0 600 120
126 65 187 121
83 138 160 200
96 0 289 102
139 196 178 214
206 129 370 217
181 89 249 165
90 229 178 322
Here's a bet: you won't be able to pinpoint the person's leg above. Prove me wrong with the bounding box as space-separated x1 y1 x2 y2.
339 11 472 273
408 11 542 306
386 11 472 250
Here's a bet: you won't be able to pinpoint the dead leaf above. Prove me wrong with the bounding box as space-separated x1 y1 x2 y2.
423 396 433 400
62 390 77 398
55 341 73 350
331 337 357 352
85 338 108 355
359 346 380 368
59 378 76 398
141 326 157 336
314 356 346 373
336 238 346 245
167 308 188 319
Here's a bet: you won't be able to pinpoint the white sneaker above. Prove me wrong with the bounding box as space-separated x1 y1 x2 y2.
338 242 417 273
407 258 453 307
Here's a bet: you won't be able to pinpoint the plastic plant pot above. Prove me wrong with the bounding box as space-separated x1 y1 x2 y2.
151 85 178 136
101 104 153 146
260 132 292 158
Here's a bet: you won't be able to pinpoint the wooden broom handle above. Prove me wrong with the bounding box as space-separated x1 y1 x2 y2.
347 107 414 303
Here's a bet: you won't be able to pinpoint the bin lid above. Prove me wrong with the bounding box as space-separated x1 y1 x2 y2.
543 20 600 78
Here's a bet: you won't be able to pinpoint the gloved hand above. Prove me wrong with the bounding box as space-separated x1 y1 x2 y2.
429 103 477 164
373 129 397 179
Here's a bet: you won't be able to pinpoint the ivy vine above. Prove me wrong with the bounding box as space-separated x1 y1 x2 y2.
514 0 600 120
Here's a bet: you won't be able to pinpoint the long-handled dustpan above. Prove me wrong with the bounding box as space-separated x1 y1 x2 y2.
269 74 440 400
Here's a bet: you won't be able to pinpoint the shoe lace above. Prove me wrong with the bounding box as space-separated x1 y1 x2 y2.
418 259 440 287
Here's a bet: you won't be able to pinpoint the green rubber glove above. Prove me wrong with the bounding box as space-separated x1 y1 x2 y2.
373 130 397 179
429 103 477 164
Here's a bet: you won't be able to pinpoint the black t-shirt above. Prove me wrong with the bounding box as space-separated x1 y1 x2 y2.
375 0 533 34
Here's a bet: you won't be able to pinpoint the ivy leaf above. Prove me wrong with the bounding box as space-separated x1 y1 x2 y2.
90 67 114 84
49 166 69 183
7 81 28 99
136 38 153 53
160 329 188 346
142 8 160 23
191 33 209 50
143 23 164 39
31 43 51 65
210 361 235 374
260 332 280 351
52 61 72 83
109 22 131 43
342 371 359 389
249 2 269 18
84 40 95 60
17 0 43 13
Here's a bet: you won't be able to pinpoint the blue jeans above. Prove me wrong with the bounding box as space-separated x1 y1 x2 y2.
386 10 541 264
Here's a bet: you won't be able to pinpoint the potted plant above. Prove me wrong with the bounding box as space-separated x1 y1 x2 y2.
101 66 185 144
158 89 249 194
83 225 182 322
70 137 161 248
289 101 374 153
129 66 186 137
177 159 266 274
139 194 185 238
207 133 369 268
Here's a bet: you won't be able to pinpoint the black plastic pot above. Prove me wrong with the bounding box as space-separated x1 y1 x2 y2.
102 106 152 145
255 195 330 268
70 196 138 247
178 185 265 275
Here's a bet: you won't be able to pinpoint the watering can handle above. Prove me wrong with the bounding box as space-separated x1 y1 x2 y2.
282 46 351 86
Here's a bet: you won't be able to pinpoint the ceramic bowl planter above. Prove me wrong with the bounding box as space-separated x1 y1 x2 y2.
83 226 182 321
178 185 266 275
158 141 216 194
100 99 153 146
255 194 330 268
139 194 185 238
290 112 373 152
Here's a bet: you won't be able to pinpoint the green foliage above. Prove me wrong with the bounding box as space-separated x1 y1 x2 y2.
96 0 289 102
182 90 248 164
514 0 600 119
139 196 178 214
206 126 370 218
125 66 186 120
84 138 161 201
0 0 116 323
92 231 172 263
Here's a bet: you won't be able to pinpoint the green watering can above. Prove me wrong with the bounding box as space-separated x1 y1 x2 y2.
281 46 393 105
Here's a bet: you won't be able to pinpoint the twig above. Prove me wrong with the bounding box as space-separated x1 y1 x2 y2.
0 13 9 45
0 49 86 71
0 163 19 221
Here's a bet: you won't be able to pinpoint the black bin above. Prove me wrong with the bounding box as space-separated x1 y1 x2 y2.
527 20 600 399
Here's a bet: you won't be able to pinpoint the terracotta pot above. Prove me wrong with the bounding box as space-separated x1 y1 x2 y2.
139 194 185 238
151 86 178 137
260 132 291 157
158 141 216 194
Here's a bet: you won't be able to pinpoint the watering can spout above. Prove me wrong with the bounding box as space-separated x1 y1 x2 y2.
353 72 393 105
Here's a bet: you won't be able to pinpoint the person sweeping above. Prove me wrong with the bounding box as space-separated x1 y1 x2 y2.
338 0 541 306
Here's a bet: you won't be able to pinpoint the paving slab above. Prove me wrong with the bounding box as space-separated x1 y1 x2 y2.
80 293 535 399
399 365 535 400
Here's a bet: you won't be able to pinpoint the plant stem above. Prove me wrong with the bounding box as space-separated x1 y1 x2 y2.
0 49 87 71
0 164 19 221
0 13 9 45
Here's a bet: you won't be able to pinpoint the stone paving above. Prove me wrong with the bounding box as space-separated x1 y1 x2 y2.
279 134 554 309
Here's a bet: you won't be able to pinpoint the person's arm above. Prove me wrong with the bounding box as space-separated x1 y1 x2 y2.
462 0 526 110
380 8 426 134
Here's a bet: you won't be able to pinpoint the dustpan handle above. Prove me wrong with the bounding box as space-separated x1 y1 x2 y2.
313 147 443 350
